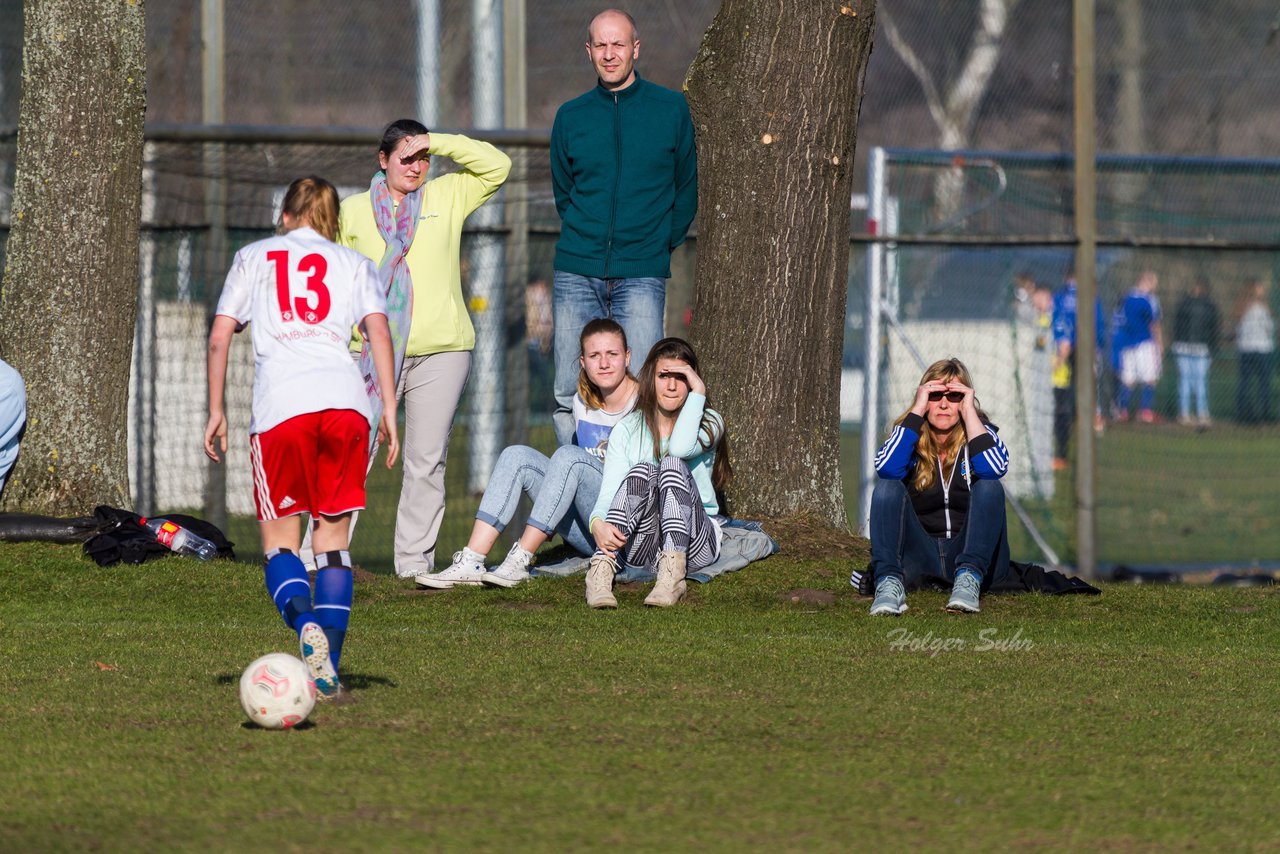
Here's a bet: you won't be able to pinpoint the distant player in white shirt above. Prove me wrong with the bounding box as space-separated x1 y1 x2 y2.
204 176 399 699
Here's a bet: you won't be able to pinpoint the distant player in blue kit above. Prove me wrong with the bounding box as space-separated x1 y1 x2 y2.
1113 271 1163 423
1051 271 1106 467
204 176 400 698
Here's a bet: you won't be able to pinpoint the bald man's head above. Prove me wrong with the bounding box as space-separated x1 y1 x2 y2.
588 9 638 42
586 9 640 91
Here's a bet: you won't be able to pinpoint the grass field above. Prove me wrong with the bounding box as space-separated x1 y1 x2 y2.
223 418 1280 576
2 541 1277 850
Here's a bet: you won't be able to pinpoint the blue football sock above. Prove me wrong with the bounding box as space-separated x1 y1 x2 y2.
314 550 353 673
1140 385 1155 411
1117 386 1132 411
264 548 316 633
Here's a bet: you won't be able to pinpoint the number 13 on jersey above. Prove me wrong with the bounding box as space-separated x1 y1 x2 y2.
267 250 331 324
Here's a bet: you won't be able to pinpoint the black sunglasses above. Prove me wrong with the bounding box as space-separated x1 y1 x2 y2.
928 391 965 402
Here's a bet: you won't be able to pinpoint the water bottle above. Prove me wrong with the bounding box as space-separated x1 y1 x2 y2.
140 517 219 561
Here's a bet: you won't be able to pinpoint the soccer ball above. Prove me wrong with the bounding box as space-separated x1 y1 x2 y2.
239 653 316 729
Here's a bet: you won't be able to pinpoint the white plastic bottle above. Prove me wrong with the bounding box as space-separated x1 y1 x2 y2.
140 517 219 561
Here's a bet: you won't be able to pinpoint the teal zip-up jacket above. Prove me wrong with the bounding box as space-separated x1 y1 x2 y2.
551 73 698 279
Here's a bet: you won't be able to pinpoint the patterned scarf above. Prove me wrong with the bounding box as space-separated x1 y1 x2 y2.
359 170 421 451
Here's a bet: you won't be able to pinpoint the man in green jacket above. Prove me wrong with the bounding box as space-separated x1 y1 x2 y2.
549 8 698 446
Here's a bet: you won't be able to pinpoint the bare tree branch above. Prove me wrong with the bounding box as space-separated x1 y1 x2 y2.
881 0 1020 150
879 2 947 131
941 0 1019 147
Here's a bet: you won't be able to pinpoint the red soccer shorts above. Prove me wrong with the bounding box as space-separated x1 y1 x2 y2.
249 409 371 521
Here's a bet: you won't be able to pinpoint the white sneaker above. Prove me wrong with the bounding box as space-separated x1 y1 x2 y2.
415 549 485 589
482 543 534 588
945 568 982 613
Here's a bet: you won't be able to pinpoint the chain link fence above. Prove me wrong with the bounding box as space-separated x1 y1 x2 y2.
851 148 1280 571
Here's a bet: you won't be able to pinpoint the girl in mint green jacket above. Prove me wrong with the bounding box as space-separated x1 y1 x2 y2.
584 337 732 609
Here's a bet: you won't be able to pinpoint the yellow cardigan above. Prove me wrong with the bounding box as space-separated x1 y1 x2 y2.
339 133 511 356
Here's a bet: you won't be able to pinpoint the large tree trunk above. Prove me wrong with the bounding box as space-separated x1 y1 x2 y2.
0 0 146 513
686 0 876 528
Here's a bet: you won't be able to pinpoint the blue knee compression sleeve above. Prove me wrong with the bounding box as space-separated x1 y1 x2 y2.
264 548 315 633
314 550 353 672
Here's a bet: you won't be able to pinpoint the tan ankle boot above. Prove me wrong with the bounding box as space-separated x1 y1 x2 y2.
644 551 687 607
585 553 618 609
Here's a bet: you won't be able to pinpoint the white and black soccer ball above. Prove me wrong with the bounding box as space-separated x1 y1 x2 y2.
239 652 316 729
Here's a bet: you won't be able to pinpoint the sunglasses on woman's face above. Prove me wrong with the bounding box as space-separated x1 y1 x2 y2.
928 390 965 403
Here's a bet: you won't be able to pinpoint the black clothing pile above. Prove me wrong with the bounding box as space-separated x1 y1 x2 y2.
82 506 235 566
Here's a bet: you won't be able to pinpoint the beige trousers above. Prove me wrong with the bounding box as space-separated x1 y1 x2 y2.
393 351 472 577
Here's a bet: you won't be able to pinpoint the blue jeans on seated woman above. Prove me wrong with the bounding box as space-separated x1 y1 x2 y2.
868 477 1010 590
474 444 603 556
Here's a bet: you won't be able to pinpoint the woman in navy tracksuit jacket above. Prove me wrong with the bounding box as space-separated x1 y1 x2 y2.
866 358 1011 616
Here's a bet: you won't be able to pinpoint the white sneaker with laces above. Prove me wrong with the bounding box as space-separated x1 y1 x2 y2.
482 543 534 588
415 548 485 589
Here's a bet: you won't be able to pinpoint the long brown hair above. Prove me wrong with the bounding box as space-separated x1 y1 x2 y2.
278 176 340 242
894 357 988 494
635 337 732 490
575 317 636 410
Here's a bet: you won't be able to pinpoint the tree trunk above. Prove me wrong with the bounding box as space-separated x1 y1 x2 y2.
686 0 876 528
0 0 146 513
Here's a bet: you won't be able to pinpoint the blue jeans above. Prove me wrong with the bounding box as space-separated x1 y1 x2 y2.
552 271 665 445
474 444 603 555
0 359 25 499
1176 352 1211 421
868 478 1010 589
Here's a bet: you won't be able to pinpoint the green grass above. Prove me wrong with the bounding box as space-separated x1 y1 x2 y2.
2 541 1278 850
1009 419 1280 566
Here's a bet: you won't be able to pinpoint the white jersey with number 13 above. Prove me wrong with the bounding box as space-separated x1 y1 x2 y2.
214 225 387 435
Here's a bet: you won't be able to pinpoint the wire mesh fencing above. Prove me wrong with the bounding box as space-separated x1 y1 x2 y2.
856 147 1280 571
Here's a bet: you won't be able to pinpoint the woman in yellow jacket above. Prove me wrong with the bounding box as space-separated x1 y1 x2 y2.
340 119 511 578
